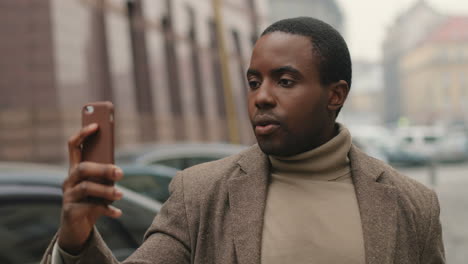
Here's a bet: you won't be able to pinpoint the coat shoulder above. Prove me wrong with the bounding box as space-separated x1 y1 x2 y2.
350 146 439 212
179 149 243 182
174 145 261 193
356 150 439 217
378 157 436 204
351 145 437 203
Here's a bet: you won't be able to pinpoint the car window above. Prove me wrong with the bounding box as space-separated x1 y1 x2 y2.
96 216 138 261
403 136 414 143
112 195 157 245
424 136 439 144
118 174 171 203
186 157 218 168
115 153 139 164
154 156 221 170
0 200 60 264
153 158 185 170
0 196 155 263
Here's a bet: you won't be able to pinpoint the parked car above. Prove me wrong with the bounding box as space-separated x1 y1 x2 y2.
384 146 430 166
116 142 248 170
347 125 433 166
352 138 389 163
117 164 178 202
435 130 468 163
389 126 468 165
347 125 391 163
0 162 162 264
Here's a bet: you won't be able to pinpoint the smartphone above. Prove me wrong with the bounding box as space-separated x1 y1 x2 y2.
81 101 115 164
81 102 115 202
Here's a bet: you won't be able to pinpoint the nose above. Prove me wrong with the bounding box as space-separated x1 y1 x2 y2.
253 82 276 110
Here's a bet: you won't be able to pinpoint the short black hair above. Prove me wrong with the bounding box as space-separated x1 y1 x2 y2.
261 17 352 89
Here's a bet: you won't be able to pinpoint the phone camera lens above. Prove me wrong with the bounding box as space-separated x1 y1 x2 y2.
85 106 94 114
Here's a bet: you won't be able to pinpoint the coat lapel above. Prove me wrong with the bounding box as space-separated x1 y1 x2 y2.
349 145 399 264
228 145 269 264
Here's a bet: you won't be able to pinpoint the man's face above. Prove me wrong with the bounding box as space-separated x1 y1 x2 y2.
247 32 335 156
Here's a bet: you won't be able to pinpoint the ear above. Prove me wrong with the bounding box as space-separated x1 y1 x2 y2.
327 80 349 112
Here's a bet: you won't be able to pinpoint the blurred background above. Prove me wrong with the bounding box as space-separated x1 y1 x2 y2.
1 0 468 263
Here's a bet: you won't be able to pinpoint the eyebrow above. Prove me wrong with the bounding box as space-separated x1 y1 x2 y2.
246 69 260 77
246 66 302 77
270 66 301 76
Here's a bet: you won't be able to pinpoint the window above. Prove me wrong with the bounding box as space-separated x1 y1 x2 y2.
118 173 171 202
187 6 205 123
403 137 414 144
0 200 61 264
127 0 156 141
231 29 248 100
209 19 227 117
0 192 156 263
152 156 220 170
424 136 439 144
186 157 218 168
102 197 156 253
162 15 182 117
153 157 184 170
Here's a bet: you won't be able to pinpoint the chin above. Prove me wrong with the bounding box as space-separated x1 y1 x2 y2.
257 135 317 157
257 139 292 157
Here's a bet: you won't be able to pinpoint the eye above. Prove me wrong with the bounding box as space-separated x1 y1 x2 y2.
278 78 294 88
248 80 261 90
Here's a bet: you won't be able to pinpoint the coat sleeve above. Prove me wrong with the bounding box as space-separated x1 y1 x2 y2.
122 172 191 264
420 191 445 264
41 172 191 264
40 227 120 264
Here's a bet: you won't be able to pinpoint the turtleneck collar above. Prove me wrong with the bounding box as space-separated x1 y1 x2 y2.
268 123 352 181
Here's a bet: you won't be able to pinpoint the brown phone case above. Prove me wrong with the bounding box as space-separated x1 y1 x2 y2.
81 101 115 164
82 102 115 205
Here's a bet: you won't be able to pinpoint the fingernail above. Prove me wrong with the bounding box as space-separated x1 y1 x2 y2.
114 168 123 180
115 189 123 199
113 207 122 216
88 123 98 129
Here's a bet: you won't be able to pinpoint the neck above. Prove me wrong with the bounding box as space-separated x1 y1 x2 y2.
269 123 351 180
299 122 339 155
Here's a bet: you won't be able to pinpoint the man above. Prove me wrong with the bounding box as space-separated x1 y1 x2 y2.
42 17 445 264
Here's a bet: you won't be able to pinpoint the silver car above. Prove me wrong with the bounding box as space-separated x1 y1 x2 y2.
116 142 248 170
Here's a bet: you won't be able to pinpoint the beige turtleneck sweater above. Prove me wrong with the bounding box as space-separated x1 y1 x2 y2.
261 124 365 264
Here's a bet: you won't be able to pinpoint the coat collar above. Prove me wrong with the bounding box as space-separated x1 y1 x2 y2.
228 144 398 264
348 145 398 264
228 145 270 264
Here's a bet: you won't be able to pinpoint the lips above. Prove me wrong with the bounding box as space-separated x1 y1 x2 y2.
253 116 281 136
255 123 280 135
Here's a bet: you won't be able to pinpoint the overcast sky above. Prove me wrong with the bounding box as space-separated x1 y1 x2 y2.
336 0 468 62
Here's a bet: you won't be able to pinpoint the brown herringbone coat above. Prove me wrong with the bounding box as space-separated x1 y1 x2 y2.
41 145 445 264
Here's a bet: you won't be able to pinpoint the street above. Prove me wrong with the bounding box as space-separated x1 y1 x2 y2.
398 162 468 264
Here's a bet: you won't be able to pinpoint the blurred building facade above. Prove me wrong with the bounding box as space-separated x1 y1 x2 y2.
0 0 62 163
0 0 269 163
341 60 383 125
268 0 344 33
382 0 445 125
400 17 468 126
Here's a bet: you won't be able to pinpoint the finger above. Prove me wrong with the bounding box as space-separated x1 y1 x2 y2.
67 162 123 188
82 204 123 219
62 203 123 223
64 181 123 203
105 205 123 218
68 123 99 166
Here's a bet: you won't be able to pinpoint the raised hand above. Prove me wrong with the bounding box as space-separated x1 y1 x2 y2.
57 123 123 255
